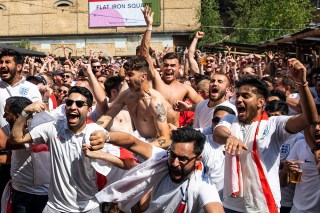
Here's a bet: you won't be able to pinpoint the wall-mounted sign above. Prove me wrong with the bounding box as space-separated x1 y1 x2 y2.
89 0 160 28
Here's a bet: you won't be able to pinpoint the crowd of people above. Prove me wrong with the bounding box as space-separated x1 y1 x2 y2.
0 6 319 213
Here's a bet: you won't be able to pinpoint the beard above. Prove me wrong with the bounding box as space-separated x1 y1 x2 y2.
209 90 226 102
167 162 195 183
1 67 18 84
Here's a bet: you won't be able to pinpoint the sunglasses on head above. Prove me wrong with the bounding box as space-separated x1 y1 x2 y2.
62 75 71 78
65 99 88 108
58 89 68 95
206 59 215 63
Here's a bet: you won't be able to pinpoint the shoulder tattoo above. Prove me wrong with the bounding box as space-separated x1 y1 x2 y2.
155 103 166 122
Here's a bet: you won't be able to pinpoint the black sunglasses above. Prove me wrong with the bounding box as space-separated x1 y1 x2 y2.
58 89 68 95
65 99 88 108
62 75 71 78
167 148 197 165
212 116 221 124
92 66 101 69
206 59 215 63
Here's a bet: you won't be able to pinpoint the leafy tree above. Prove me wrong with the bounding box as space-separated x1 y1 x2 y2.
197 0 225 45
229 0 316 44
15 39 37 51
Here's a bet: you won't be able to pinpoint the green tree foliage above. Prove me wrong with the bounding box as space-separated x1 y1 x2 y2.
197 0 224 45
230 0 316 44
15 39 37 51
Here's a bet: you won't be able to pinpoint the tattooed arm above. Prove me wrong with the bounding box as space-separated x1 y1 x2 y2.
149 94 171 149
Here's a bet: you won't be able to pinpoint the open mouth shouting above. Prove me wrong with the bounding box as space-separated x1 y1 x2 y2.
0 68 10 78
66 111 80 126
314 130 320 143
236 104 246 119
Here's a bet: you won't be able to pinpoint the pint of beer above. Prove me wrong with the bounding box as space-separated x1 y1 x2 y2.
289 161 302 183
289 168 302 183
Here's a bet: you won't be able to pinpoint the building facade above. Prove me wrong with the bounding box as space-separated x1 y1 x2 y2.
0 0 200 57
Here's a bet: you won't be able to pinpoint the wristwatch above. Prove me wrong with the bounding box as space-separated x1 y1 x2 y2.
21 110 30 118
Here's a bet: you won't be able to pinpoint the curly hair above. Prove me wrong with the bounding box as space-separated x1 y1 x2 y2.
123 56 149 73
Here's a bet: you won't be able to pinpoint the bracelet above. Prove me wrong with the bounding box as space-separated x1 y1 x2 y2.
146 26 152 31
295 81 308 87
21 110 30 118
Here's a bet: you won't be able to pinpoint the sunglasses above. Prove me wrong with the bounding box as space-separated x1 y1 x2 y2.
167 148 197 165
92 66 101 69
206 59 215 63
65 99 88 108
62 75 71 78
212 116 221 124
58 89 68 95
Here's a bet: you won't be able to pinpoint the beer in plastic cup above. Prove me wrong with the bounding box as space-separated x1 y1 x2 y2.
289 161 302 183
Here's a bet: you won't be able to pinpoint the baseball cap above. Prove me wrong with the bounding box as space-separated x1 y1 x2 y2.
53 70 64 76
26 75 47 85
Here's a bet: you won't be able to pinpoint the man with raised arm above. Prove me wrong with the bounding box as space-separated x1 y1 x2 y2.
10 86 114 213
96 56 171 149
140 6 204 127
213 59 317 213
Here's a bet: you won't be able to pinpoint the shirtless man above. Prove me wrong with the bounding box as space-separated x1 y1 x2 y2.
75 68 134 134
97 56 171 148
140 6 204 127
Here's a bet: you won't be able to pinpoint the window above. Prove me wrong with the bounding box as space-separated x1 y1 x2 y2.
54 0 73 7
0 4 6 10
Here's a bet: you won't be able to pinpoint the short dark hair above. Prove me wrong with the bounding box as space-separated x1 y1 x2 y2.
236 75 270 100
6 96 32 115
171 127 205 156
0 49 24 65
104 76 125 97
68 86 93 107
123 56 149 73
265 100 289 115
163 52 180 64
269 89 286 102
214 105 236 116
261 76 275 85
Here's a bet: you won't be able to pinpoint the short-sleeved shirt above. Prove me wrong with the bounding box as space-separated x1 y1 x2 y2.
217 114 292 212
146 170 221 213
0 78 42 131
29 119 108 212
193 100 236 128
288 140 320 213
201 135 225 199
279 133 304 207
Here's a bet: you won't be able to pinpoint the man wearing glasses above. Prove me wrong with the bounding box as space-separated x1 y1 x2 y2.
94 127 224 213
91 59 103 78
61 71 75 86
10 86 114 213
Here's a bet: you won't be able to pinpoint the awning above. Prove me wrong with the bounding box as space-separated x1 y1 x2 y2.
0 44 46 57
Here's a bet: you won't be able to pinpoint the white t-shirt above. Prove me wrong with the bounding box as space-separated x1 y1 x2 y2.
218 114 292 212
288 140 320 213
146 172 221 213
279 133 304 207
193 99 236 128
288 93 300 116
29 119 112 212
201 135 225 200
0 78 42 129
